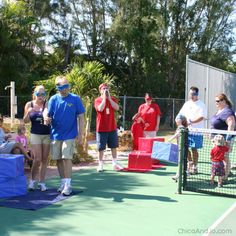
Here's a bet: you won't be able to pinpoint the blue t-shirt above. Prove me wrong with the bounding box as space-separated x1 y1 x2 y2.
210 107 236 130
48 93 85 140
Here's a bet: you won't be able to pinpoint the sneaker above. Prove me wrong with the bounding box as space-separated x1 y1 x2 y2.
28 180 36 191
57 182 65 192
38 182 47 192
97 162 104 172
228 171 234 177
172 175 179 182
218 183 223 188
231 164 236 170
61 185 72 196
190 168 198 175
210 180 215 186
112 162 124 171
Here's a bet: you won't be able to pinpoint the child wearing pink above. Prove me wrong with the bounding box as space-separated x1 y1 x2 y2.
15 125 33 168
131 113 144 150
210 135 229 187
15 126 28 150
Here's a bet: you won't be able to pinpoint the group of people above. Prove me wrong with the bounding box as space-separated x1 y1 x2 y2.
169 87 235 187
1 81 235 194
0 76 124 196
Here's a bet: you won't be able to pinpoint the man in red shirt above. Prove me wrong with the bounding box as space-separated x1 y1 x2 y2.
94 83 123 172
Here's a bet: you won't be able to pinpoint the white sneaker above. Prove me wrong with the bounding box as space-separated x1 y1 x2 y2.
112 162 124 171
61 185 72 196
38 182 48 192
57 182 65 192
172 175 179 182
28 180 36 191
97 162 104 172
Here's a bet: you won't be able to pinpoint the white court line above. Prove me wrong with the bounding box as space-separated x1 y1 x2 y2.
203 202 236 236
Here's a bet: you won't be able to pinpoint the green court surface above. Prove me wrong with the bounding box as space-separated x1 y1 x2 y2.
0 162 235 236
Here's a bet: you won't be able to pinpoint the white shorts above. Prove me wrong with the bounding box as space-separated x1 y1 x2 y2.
30 134 50 145
143 131 156 138
51 139 75 160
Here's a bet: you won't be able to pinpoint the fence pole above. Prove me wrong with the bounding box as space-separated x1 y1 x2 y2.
177 128 186 194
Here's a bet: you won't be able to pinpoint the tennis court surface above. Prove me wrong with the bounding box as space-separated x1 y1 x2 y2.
0 161 235 236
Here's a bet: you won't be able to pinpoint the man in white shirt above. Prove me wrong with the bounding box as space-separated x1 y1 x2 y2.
176 86 207 174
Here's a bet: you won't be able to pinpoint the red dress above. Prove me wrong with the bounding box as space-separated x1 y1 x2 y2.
131 121 144 150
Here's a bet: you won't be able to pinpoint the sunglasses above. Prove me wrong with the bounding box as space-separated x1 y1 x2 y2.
189 92 198 96
34 92 46 97
56 84 69 91
215 99 223 103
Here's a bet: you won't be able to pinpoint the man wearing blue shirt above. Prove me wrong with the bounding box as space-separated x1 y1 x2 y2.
45 76 85 196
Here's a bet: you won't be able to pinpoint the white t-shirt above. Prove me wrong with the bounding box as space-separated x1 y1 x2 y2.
177 100 207 128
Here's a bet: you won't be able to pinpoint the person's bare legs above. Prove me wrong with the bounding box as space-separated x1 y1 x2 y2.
59 159 73 195
192 148 199 174
57 159 65 178
30 144 42 181
210 174 215 185
224 156 231 180
111 148 123 170
218 176 223 187
97 150 104 172
111 148 117 160
12 143 31 160
98 150 104 162
39 143 50 182
63 159 72 178
187 150 193 174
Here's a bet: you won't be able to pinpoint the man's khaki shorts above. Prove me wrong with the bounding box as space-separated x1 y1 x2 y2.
51 139 75 160
30 134 51 145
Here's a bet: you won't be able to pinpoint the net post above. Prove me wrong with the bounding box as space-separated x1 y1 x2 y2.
177 127 187 194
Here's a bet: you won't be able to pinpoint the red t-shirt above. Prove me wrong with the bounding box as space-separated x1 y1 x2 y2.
210 146 229 162
138 103 161 131
131 121 144 150
94 96 117 132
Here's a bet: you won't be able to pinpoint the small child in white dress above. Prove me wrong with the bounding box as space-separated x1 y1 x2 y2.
168 114 188 181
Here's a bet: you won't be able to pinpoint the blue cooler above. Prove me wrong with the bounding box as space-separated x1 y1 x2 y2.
0 154 27 198
0 154 25 178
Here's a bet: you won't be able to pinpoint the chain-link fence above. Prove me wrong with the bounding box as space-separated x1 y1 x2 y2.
91 96 185 132
1 95 185 132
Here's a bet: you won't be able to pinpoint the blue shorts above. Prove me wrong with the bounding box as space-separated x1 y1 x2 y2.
96 130 118 151
188 133 203 149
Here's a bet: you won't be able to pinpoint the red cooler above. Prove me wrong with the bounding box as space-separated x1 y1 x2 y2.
138 137 165 153
128 151 152 170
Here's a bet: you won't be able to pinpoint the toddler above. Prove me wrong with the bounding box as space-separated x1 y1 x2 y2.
210 134 229 187
168 114 188 181
131 113 145 150
15 125 28 150
15 124 33 168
